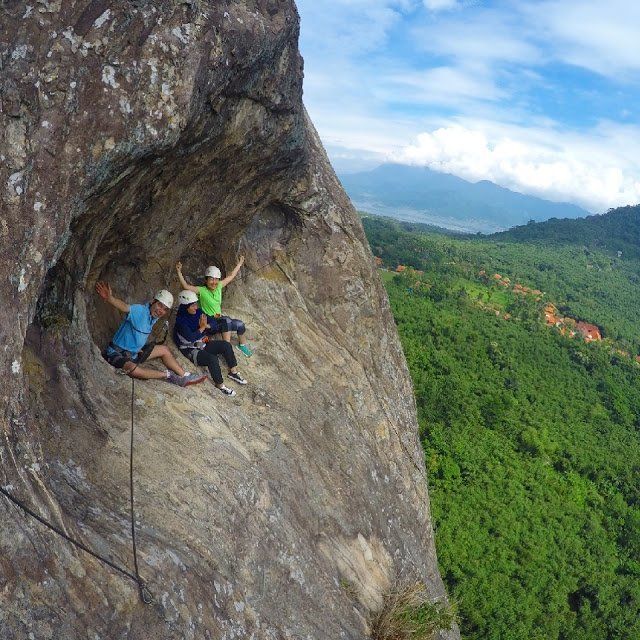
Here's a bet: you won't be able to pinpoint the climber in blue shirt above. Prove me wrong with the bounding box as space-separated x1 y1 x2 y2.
96 281 206 387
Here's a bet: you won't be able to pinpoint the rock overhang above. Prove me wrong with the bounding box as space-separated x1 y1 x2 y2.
1 2 457 638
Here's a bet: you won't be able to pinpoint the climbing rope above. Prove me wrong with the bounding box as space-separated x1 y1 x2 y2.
0 483 140 584
243 256 280 276
129 377 154 604
0 378 154 605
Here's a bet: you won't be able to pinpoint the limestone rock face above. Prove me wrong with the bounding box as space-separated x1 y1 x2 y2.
0 2 457 638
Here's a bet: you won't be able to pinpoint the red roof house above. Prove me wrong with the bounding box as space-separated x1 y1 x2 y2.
576 321 602 342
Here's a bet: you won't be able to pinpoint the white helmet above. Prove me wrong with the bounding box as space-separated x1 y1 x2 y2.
178 289 198 306
153 289 174 309
205 266 222 279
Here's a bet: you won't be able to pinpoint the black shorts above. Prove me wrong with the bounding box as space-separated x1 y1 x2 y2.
205 315 227 334
205 315 246 335
103 343 153 369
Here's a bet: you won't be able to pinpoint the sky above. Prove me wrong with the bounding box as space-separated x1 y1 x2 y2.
295 0 640 213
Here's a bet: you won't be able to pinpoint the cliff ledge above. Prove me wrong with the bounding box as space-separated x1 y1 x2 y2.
0 2 455 638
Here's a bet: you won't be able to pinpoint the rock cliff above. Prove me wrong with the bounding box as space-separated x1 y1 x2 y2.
0 2 456 638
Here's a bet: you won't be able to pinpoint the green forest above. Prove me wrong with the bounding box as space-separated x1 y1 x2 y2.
362 208 640 640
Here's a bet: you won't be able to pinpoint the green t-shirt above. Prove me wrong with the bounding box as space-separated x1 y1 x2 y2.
197 284 222 316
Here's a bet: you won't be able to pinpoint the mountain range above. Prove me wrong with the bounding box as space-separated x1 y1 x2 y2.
339 163 591 233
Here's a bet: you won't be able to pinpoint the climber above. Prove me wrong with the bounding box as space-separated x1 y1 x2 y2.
175 258 253 357
96 281 206 386
173 290 248 396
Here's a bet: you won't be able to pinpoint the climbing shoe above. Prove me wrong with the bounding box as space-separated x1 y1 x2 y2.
237 344 253 357
182 372 207 386
167 372 206 387
228 371 248 385
216 384 236 397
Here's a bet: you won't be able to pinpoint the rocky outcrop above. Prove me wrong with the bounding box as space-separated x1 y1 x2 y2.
1 2 456 638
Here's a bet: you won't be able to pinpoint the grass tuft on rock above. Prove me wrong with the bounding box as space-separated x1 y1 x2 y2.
369 582 456 640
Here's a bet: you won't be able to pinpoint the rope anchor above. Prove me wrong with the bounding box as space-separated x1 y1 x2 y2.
138 581 155 605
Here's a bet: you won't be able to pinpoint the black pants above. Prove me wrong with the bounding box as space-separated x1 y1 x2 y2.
183 341 237 385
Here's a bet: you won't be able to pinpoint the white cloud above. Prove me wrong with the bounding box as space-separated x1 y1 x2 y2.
310 108 420 157
385 65 506 105
524 1 640 78
297 1 640 212
297 0 414 57
423 0 459 10
411 10 540 66
395 124 640 212
414 1 640 80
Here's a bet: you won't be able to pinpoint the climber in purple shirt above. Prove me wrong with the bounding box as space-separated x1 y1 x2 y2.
173 290 248 396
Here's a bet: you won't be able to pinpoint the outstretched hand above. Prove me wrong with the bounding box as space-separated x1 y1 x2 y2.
95 281 112 301
176 261 183 272
238 255 245 266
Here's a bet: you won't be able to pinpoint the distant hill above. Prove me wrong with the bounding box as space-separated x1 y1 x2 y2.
363 205 640 346
491 204 640 258
340 163 591 232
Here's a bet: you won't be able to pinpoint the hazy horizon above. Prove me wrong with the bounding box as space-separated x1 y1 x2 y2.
297 1 640 215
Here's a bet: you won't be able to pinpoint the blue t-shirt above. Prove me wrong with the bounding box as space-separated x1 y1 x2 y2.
108 303 157 355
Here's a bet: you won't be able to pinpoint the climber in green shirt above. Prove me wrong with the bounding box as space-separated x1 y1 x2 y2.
176 257 253 357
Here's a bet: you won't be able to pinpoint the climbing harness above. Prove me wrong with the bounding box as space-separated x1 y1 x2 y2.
0 378 154 605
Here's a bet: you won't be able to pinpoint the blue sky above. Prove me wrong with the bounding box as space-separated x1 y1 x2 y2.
296 0 640 212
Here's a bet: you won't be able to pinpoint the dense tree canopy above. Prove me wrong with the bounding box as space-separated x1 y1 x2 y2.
363 210 640 640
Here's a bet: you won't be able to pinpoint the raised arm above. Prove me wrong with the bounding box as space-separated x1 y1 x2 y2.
95 281 130 313
176 261 199 293
220 255 244 288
